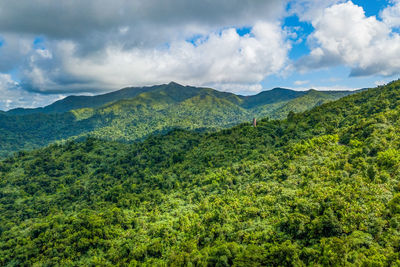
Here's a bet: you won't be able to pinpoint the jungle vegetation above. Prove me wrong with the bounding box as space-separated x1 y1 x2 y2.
0 82 354 157
0 80 399 265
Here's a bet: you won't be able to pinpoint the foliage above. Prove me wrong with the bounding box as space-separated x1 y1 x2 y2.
0 83 353 157
1 80 397 265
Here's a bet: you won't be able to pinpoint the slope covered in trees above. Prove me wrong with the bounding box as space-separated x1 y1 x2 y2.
5 84 158 115
0 83 353 157
0 80 400 265
6 84 301 115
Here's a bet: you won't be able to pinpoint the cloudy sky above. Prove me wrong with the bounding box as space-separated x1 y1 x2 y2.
0 0 399 110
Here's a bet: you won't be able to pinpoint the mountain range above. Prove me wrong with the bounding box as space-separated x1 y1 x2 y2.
0 80 399 265
0 82 355 157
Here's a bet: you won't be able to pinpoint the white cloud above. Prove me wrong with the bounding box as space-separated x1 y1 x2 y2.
381 0 400 28
209 83 263 94
0 0 285 51
0 73 64 110
0 73 18 92
296 1 400 77
291 84 358 91
0 0 292 96
19 22 290 94
294 80 309 85
310 85 359 91
0 33 33 72
288 0 344 21
374 79 394 87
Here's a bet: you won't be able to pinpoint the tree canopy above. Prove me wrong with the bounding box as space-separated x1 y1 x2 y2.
0 80 399 265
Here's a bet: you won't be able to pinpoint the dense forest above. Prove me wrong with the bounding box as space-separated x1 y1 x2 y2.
0 82 353 157
0 80 399 265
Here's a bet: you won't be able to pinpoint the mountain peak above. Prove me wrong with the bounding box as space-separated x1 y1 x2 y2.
168 81 183 86
270 87 291 91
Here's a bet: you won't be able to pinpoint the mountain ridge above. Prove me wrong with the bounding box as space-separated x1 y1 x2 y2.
4 82 357 114
0 82 357 157
1 80 400 265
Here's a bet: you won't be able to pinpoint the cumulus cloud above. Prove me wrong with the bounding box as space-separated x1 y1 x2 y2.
0 0 292 97
288 0 344 21
0 74 63 110
381 0 400 28
292 84 358 91
17 22 290 94
296 1 400 77
0 33 33 73
294 80 309 85
0 0 285 52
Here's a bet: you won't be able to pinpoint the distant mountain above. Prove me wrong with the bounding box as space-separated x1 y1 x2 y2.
1 80 400 265
6 85 159 115
241 87 307 108
260 89 355 119
0 82 356 157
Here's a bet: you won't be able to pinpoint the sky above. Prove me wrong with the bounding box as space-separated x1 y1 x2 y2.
0 0 399 110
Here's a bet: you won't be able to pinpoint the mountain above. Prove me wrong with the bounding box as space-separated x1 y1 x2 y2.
6 85 156 115
5 82 349 115
6 82 242 115
0 80 399 265
241 87 307 108
0 82 355 157
261 89 354 119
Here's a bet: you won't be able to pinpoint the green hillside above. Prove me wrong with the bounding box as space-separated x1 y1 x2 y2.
263 89 355 119
241 87 306 108
0 80 399 265
5 85 157 115
5 83 298 115
0 83 353 157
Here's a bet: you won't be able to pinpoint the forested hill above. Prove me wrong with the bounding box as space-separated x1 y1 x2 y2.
6 84 161 115
6 82 300 115
1 80 400 265
0 83 354 157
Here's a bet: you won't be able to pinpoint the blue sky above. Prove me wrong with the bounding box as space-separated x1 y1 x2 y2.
263 0 398 91
0 0 399 109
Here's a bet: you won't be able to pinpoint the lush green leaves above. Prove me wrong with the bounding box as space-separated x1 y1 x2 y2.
0 80 399 265
0 83 353 157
